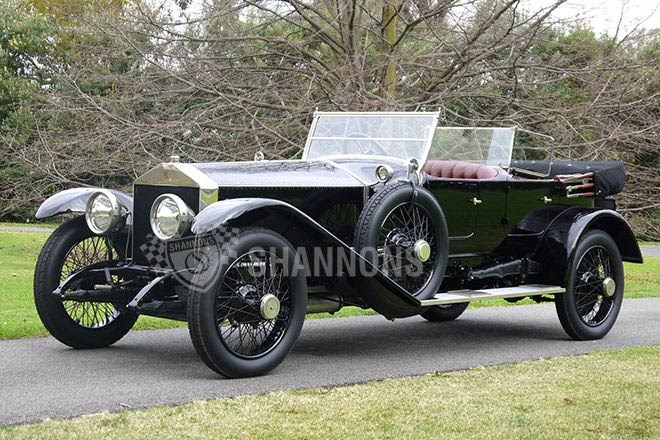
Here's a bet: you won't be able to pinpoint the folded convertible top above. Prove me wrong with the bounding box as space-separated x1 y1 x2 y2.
510 160 626 198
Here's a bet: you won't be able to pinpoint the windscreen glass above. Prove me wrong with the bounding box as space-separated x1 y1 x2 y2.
304 113 438 162
428 127 516 167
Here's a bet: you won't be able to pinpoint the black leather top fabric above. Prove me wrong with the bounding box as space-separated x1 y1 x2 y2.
511 160 626 197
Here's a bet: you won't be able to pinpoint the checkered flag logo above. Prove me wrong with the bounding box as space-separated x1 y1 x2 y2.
137 226 240 290
207 225 240 264
138 234 169 269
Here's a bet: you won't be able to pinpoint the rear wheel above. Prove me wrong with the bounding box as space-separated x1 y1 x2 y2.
187 228 307 378
555 230 624 340
421 303 469 322
33 216 137 348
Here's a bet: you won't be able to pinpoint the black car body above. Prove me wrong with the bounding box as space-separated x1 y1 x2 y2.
33 112 642 377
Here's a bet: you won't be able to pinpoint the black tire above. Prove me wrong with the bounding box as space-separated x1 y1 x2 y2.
354 181 448 317
33 216 138 348
421 303 469 322
555 230 624 340
188 228 307 378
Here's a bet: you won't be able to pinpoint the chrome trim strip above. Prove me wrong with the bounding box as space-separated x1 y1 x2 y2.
311 136 429 142
448 252 488 258
448 233 475 240
320 158 371 186
313 111 443 117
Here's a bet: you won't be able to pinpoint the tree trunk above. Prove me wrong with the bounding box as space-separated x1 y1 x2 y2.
382 3 397 101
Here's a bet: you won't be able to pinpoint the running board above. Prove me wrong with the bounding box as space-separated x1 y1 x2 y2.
419 284 565 307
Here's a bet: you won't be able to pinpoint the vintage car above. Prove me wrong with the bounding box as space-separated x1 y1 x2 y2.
33 112 643 378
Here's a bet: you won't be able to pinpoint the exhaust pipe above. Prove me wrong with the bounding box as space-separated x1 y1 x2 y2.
306 295 342 314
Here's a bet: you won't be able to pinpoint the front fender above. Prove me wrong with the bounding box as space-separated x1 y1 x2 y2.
191 198 302 235
35 188 133 221
191 198 422 318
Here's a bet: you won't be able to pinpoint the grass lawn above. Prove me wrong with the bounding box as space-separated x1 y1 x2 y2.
1 229 658 340
0 230 182 339
1 345 658 439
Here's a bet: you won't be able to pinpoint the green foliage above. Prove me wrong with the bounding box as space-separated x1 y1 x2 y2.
0 1 52 120
0 2 53 220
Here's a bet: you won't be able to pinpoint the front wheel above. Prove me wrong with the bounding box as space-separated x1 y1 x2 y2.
187 228 307 378
555 230 624 340
34 216 137 348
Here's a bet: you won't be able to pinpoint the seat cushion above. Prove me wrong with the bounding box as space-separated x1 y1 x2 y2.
425 160 499 180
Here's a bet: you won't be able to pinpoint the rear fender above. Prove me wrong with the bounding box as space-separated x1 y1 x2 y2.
537 208 642 284
35 188 133 222
565 209 642 262
192 198 421 318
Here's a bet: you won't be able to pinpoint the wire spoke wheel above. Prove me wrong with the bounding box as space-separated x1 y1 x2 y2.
353 181 448 318
34 216 137 348
555 229 624 341
188 228 306 378
317 201 360 245
377 202 436 295
60 236 119 329
573 245 614 326
215 250 292 358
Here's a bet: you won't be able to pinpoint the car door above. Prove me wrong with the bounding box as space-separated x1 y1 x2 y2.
427 179 480 255
504 179 552 233
474 180 508 253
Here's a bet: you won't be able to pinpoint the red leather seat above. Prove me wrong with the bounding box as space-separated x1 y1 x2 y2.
424 160 499 179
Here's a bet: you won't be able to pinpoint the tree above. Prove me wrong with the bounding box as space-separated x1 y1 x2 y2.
1 0 658 238
0 0 52 218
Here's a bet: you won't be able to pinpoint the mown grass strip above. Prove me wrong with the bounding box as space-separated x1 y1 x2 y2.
1 346 658 439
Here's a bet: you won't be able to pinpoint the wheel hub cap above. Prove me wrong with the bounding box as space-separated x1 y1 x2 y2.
259 294 281 320
602 277 616 297
413 239 431 262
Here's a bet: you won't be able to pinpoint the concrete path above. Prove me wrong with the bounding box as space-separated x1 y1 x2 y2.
640 245 660 257
0 225 54 233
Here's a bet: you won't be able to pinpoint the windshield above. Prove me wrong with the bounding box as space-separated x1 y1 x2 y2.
303 112 439 162
303 112 533 171
429 127 516 167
